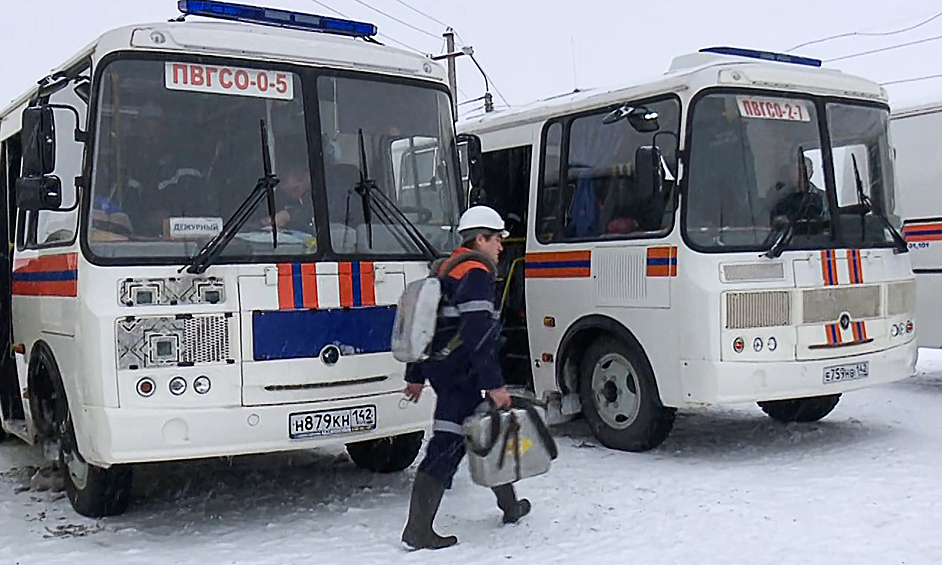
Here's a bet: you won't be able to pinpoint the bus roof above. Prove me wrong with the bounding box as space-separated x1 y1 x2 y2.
458 51 886 135
1 19 445 122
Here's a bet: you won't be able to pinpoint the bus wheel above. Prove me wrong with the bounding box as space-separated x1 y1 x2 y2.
58 412 132 517
758 394 841 423
579 336 674 452
346 431 424 473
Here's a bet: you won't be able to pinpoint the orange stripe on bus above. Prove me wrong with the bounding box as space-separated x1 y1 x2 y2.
300 263 318 309
338 263 354 307
277 263 294 310
360 262 376 306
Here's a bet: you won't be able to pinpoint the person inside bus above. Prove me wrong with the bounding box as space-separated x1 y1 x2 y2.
261 166 315 233
770 156 827 224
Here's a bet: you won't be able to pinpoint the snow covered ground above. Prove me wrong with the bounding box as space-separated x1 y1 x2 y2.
3 352 942 565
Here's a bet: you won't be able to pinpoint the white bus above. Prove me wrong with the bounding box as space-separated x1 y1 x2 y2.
458 47 916 452
890 102 942 347
0 1 467 516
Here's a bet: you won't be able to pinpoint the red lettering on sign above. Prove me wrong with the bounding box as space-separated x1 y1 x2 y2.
190 65 204 87
257 72 269 92
220 68 233 89
276 73 288 94
172 63 188 85
206 67 218 87
235 70 249 90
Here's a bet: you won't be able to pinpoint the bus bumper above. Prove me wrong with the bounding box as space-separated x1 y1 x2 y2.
677 340 917 406
78 389 436 466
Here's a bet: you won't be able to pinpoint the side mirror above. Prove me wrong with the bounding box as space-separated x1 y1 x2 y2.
21 106 56 176
603 104 660 133
635 146 664 198
15 175 62 210
456 133 484 206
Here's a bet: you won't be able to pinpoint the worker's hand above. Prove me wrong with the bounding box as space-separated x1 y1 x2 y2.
487 387 512 410
261 210 291 228
404 382 424 403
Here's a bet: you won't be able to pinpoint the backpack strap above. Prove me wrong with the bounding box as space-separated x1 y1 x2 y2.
427 250 497 361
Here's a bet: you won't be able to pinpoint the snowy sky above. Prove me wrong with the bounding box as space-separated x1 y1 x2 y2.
3 0 942 115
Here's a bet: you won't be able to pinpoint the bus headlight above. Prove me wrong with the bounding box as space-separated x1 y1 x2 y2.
193 376 211 395
169 376 187 396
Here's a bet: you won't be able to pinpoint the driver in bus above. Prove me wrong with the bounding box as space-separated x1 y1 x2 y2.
261 166 315 233
770 156 827 224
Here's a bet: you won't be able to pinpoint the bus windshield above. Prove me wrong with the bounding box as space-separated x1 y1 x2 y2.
684 92 897 252
86 58 459 263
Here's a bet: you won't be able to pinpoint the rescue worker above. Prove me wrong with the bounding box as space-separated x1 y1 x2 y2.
401 205 531 550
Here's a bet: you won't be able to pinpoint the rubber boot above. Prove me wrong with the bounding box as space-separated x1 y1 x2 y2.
401 472 458 550
492 483 531 524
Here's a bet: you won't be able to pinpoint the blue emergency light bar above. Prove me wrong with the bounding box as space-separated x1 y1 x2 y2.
177 0 378 37
700 47 822 67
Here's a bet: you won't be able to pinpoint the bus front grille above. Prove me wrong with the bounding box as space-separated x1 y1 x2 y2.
725 291 791 329
116 313 234 369
887 280 915 316
802 286 880 324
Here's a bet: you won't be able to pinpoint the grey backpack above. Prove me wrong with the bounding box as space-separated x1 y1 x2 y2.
390 251 495 363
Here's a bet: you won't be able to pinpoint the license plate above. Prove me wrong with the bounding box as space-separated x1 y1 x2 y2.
822 361 869 384
288 405 376 439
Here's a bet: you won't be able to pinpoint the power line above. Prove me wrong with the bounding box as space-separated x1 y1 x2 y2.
309 0 428 54
881 73 942 86
825 33 942 63
391 0 450 29
459 95 486 106
467 53 510 108
788 10 942 52
346 0 441 41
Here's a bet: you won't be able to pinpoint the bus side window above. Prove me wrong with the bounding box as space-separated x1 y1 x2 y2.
537 122 563 240
537 98 679 243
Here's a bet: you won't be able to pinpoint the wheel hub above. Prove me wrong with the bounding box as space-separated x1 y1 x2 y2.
591 353 642 430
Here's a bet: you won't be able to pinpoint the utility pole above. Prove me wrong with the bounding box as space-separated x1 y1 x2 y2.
443 27 458 118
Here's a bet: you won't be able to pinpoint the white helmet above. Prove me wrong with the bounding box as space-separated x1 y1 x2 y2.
457 206 508 241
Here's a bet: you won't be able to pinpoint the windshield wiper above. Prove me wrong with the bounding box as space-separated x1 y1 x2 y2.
354 128 375 249
352 129 439 262
181 120 280 274
843 154 908 254
764 217 794 259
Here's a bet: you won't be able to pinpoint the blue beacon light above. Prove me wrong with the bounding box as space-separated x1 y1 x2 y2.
176 0 378 37
699 46 822 67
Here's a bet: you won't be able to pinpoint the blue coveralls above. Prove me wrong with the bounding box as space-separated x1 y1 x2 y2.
405 247 504 488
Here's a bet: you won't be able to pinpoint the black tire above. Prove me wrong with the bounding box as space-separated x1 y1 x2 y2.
579 335 675 452
58 409 133 517
758 394 841 423
346 431 424 473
